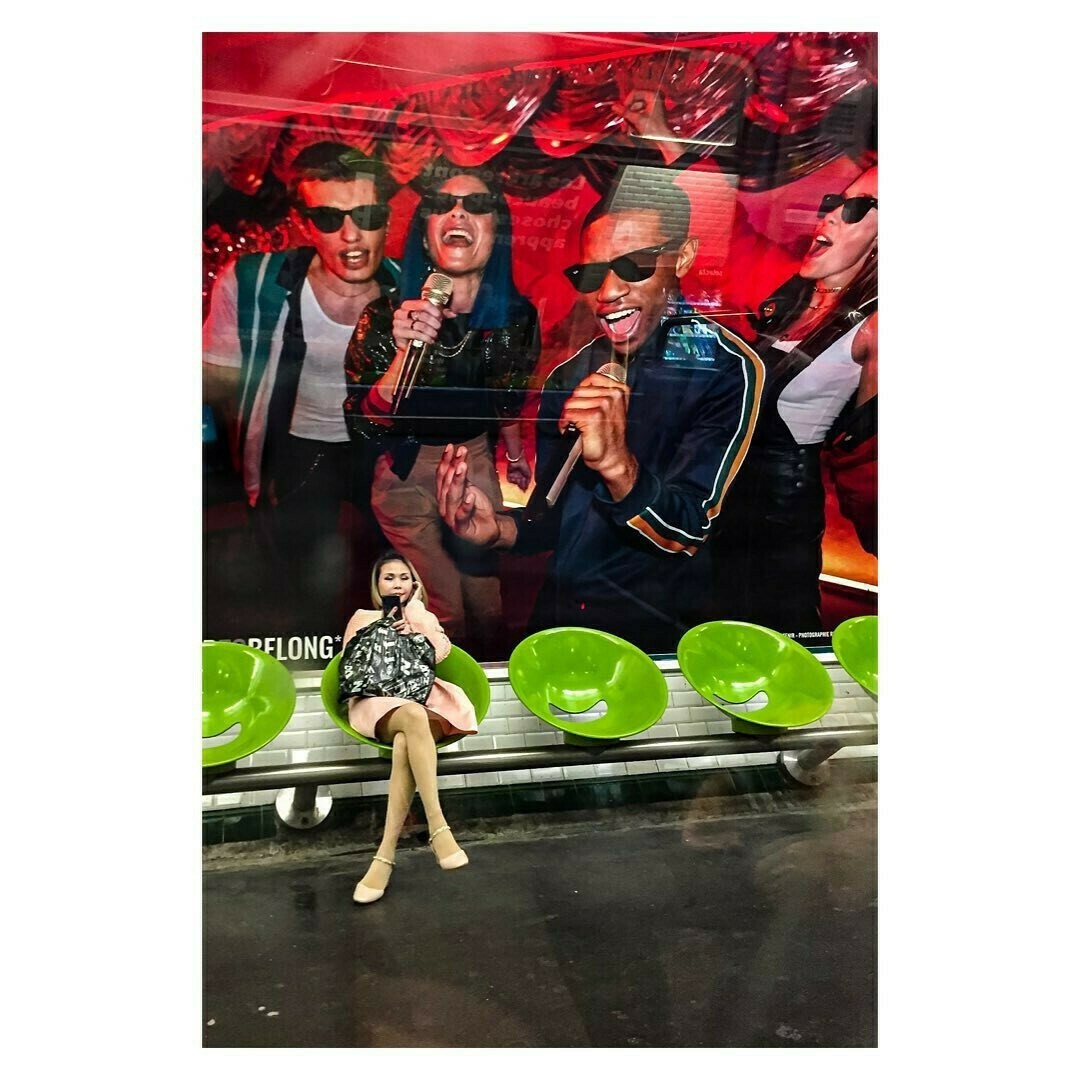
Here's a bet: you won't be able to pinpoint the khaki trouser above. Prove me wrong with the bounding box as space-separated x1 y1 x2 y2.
371 434 502 649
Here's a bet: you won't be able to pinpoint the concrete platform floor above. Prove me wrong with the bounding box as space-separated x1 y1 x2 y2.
204 784 876 1047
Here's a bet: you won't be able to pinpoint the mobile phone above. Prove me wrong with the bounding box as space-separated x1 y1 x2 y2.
382 595 401 619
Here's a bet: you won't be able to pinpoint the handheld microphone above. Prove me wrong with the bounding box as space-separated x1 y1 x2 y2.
391 272 453 413
541 361 628 508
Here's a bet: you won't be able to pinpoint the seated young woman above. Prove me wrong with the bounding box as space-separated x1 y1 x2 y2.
340 551 477 904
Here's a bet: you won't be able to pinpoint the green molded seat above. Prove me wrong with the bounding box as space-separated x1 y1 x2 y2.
831 615 878 696
202 641 297 768
320 645 491 753
677 621 834 734
508 627 669 742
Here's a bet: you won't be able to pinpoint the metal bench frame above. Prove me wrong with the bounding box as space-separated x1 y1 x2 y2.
203 726 877 829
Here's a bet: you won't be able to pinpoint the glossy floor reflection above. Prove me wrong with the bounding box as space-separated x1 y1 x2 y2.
204 791 876 1047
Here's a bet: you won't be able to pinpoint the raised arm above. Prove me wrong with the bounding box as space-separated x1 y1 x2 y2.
342 299 399 440
409 603 453 663
586 326 764 556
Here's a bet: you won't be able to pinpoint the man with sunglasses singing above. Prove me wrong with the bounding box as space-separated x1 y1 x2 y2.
203 141 398 634
435 169 764 652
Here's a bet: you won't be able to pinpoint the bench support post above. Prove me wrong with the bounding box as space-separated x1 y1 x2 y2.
777 739 843 787
275 784 332 829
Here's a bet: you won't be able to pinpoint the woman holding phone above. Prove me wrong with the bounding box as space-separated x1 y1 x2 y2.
340 550 476 904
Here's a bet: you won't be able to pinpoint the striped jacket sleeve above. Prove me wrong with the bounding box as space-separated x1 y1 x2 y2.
597 324 764 556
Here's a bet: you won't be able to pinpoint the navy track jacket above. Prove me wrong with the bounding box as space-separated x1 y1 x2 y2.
516 307 764 653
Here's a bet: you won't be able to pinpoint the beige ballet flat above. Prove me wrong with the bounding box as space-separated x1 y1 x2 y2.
429 824 469 870
353 855 395 904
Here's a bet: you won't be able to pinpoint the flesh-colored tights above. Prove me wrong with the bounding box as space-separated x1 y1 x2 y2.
358 702 463 890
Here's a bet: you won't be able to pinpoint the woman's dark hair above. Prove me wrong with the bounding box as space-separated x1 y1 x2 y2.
400 158 529 330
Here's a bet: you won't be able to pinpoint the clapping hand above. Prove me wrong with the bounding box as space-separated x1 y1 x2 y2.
435 443 501 546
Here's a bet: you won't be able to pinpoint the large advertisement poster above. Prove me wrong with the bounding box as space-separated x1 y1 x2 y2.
202 32 878 664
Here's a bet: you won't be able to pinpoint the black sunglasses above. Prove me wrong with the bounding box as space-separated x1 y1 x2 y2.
299 203 390 233
563 241 682 294
420 191 500 216
818 194 878 223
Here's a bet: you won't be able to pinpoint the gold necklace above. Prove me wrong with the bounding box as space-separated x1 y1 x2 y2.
807 284 844 311
434 330 475 358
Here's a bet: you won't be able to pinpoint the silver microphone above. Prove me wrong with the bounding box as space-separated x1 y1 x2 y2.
544 361 628 507
391 272 453 413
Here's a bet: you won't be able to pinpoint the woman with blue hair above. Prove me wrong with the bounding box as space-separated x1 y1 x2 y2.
344 159 540 655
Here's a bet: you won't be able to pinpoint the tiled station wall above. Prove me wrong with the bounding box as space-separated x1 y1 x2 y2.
202 661 878 811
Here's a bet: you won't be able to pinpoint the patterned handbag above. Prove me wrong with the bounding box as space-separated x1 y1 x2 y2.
338 618 436 705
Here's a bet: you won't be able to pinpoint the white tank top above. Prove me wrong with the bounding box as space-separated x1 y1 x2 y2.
774 319 865 444
289 280 354 442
